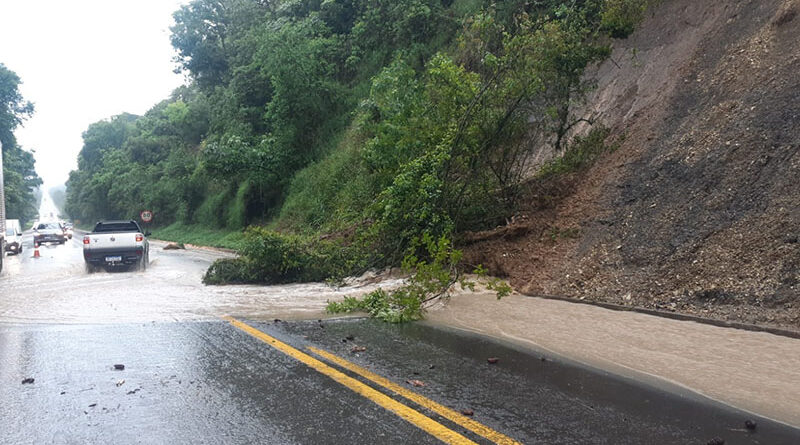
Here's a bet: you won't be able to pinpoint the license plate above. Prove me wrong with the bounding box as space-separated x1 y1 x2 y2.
106 256 122 262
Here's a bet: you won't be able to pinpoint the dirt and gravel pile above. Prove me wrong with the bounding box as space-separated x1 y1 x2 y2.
462 0 800 330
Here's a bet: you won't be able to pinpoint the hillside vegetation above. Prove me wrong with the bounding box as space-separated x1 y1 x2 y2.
66 1 642 286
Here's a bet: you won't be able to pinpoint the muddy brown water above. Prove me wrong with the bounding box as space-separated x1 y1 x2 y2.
0 234 399 324
426 289 800 429
3 234 799 432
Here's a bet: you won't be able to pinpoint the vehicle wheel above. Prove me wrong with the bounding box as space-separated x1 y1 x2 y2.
86 263 96 274
140 255 147 271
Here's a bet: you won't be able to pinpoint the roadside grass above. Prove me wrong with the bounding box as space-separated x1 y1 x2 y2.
150 222 245 251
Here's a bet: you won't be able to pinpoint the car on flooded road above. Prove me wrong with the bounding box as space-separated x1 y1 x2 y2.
83 220 150 272
4 220 23 255
33 222 67 245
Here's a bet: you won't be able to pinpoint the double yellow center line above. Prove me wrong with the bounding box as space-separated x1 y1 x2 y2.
223 316 521 445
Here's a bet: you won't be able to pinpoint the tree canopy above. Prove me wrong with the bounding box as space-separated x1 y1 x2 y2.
0 63 41 224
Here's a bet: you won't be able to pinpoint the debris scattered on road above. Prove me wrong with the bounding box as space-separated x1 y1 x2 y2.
461 409 474 416
274 319 282 323
113 364 125 371
163 243 185 250
345 335 355 341
21 377 34 384
126 388 141 395
428 364 436 369
351 346 367 353
89 403 97 408
116 379 125 387
706 437 725 445
406 379 426 387
487 357 499 364
60 391 66 395
744 420 757 431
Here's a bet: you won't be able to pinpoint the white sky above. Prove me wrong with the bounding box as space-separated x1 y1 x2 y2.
0 0 189 189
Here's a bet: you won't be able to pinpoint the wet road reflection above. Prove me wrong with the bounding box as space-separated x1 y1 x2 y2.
3 320 798 444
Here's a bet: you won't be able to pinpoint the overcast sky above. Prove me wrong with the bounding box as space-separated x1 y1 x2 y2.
0 0 189 189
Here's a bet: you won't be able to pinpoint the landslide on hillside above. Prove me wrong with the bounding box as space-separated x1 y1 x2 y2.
462 0 800 329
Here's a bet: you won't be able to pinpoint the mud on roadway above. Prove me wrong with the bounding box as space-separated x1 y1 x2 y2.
2 232 800 443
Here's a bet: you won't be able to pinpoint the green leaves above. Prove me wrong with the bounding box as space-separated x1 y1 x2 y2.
203 226 365 285
0 64 41 224
601 0 651 39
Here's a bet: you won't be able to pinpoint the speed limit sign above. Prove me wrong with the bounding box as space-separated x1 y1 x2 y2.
140 210 154 223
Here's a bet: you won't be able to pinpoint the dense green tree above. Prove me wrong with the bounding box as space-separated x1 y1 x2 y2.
0 63 41 224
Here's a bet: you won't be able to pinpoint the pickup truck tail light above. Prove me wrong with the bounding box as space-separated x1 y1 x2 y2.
83 236 90 245
135 233 144 242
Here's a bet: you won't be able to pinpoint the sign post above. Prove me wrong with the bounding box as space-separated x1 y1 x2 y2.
140 210 153 234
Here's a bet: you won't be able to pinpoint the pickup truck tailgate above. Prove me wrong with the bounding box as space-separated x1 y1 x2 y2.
83 232 146 266
85 233 139 250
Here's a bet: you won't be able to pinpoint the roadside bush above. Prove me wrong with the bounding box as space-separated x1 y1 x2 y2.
327 234 512 322
601 0 651 39
203 227 365 285
203 258 256 285
327 234 461 322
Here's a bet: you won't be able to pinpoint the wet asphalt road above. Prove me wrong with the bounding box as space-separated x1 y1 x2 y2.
2 235 800 443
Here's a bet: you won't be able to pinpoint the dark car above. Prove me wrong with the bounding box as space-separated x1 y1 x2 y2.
34 222 67 245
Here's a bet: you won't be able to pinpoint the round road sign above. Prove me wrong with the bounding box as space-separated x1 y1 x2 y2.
140 210 154 223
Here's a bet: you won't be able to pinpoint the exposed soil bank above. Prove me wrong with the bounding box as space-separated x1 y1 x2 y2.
462 0 800 330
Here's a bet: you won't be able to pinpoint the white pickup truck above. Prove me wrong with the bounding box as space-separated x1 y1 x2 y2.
83 220 150 272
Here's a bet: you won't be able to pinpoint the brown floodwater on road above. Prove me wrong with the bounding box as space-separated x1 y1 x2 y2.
426 289 800 429
0 235 400 324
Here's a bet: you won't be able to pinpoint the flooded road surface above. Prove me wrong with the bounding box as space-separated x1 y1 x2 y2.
427 290 800 429
0 233 396 324
2 233 799 443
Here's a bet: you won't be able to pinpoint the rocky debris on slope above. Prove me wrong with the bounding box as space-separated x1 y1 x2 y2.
462 0 800 331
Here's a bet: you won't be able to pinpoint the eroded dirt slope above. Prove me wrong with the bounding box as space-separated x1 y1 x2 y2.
463 0 800 329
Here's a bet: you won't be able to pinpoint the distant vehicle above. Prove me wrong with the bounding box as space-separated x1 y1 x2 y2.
83 220 150 272
4 219 23 255
60 221 73 239
0 140 5 273
34 222 67 245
